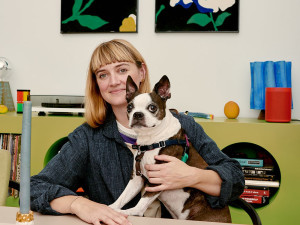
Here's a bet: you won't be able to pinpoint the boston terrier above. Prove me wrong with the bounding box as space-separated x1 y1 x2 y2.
109 75 231 222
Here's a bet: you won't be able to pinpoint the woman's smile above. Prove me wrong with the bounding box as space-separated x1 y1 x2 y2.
110 88 126 94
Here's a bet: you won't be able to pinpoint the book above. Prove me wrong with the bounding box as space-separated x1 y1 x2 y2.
245 179 280 188
244 174 276 181
241 195 269 205
242 166 275 176
241 187 270 197
233 158 263 167
244 176 276 181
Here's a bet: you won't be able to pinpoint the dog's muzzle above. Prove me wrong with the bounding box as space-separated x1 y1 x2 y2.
133 112 144 119
130 112 147 127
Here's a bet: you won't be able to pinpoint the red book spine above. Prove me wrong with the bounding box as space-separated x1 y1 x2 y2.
241 188 270 197
241 196 262 204
241 196 269 204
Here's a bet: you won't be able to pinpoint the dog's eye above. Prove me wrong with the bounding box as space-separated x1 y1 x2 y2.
127 103 134 113
148 104 157 113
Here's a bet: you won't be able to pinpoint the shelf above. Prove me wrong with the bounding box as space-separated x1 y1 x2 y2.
0 112 85 175
195 118 300 225
222 142 281 208
1 114 300 225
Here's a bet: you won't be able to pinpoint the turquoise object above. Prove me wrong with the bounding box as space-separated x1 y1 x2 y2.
181 153 189 163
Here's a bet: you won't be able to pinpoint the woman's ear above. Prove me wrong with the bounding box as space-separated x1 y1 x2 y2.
139 63 146 81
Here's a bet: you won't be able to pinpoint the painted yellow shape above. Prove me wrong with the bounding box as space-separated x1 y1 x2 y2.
119 17 136 32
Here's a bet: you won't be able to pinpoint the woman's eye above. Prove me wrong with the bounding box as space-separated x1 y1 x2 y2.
97 73 107 79
148 104 157 113
119 68 128 73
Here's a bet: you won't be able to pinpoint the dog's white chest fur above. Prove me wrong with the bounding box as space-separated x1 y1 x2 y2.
134 148 160 179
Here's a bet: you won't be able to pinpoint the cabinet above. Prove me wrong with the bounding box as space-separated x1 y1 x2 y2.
194 117 300 225
1 113 299 224
0 112 85 175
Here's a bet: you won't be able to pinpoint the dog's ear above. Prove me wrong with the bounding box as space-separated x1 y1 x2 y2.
126 76 139 102
153 75 171 100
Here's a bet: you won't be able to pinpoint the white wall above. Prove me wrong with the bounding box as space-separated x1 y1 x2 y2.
1 0 299 119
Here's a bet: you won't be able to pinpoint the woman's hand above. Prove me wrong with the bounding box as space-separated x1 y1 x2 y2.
144 154 197 192
71 197 132 225
144 154 222 196
51 196 132 225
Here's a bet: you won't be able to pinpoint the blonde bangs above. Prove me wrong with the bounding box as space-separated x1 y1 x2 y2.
90 41 137 73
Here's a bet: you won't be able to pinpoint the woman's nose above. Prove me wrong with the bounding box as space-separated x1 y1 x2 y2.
109 73 121 85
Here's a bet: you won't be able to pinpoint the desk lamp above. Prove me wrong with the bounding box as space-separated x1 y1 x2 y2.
0 57 15 111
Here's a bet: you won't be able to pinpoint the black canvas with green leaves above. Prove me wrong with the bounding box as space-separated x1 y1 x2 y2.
61 0 138 33
155 0 239 32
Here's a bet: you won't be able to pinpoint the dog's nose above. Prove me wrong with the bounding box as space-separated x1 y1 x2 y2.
133 112 144 119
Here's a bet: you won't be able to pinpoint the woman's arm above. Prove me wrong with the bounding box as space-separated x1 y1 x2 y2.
31 125 133 225
30 138 87 215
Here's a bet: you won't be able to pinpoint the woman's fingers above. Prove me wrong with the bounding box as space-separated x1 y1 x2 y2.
145 184 166 192
72 197 131 225
154 154 177 162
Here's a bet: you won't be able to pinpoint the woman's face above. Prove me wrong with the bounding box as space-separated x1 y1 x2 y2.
95 62 145 109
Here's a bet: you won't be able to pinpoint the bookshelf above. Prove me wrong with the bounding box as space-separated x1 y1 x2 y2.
194 117 300 225
1 113 299 224
222 142 280 208
0 112 85 175
0 133 21 198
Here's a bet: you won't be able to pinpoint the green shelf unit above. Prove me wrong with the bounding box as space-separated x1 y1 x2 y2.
0 112 85 175
1 113 299 224
195 117 300 225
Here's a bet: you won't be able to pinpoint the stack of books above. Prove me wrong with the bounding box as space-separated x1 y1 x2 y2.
240 185 270 205
234 158 280 206
0 133 22 198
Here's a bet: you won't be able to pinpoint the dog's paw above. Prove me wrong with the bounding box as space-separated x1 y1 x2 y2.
108 203 120 211
120 209 143 217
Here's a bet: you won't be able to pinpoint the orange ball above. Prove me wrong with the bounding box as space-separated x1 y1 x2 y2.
224 101 240 119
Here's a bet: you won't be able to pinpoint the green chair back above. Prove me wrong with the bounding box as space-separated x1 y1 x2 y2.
43 136 68 167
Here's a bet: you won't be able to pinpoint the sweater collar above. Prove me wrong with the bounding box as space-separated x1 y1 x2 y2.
102 111 126 146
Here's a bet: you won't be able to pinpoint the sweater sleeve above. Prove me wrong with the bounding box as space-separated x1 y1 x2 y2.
177 114 245 208
30 125 89 214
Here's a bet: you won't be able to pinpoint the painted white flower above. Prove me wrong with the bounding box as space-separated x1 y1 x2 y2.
170 0 236 13
198 0 235 12
170 0 192 8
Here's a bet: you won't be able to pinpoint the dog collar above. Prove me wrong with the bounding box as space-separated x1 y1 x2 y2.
132 139 186 151
132 134 190 163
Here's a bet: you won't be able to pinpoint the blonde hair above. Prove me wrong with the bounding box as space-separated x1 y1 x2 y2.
85 39 151 128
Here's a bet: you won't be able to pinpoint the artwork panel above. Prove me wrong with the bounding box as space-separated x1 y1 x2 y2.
61 0 138 33
155 0 239 32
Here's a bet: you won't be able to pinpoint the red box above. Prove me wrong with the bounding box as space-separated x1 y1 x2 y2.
265 87 291 122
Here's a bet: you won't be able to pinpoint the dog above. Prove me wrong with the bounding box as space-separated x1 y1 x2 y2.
109 75 231 222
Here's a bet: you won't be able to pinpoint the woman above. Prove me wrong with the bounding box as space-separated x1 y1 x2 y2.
30 39 244 225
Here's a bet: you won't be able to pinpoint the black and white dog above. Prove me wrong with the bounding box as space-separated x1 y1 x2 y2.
109 75 231 222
